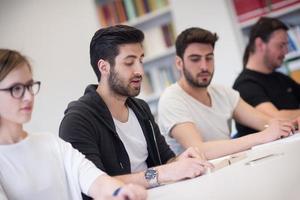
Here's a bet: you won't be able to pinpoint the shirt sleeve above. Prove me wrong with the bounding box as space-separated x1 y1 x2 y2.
158 93 195 137
221 86 240 113
0 184 8 200
57 137 106 196
235 81 270 107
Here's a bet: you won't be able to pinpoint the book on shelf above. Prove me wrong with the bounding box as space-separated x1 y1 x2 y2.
232 0 266 23
123 0 136 20
287 58 300 84
96 0 170 27
268 0 300 12
232 0 300 23
139 71 154 98
287 25 300 53
158 66 177 89
143 22 175 59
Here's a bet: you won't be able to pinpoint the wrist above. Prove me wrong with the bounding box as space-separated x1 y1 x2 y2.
144 168 160 188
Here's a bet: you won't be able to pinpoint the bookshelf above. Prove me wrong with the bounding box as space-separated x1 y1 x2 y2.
228 0 300 82
95 0 178 115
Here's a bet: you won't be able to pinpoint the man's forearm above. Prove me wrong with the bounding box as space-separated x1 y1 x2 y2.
114 172 150 188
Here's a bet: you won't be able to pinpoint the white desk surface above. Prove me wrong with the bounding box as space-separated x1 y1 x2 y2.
148 134 300 200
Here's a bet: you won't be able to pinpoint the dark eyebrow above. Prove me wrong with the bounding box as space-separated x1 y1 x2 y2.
124 54 144 59
188 53 214 58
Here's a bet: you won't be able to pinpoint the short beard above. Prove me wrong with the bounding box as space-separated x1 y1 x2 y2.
183 65 213 88
264 49 282 71
108 68 141 97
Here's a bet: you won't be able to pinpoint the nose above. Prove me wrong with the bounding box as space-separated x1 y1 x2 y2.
199 59 209 71
135 62 144 77
22 88 34 102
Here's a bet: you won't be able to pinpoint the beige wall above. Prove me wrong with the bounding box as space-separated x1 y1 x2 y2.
0 0 98 133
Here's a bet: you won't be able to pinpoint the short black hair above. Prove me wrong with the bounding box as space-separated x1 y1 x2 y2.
90 25 144 81
243 17 288 67
175 27 219 59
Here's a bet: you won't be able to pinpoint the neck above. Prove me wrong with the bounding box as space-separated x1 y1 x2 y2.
178 78 211 107
0 120 27 145
246 54 273 74
96 83 129 122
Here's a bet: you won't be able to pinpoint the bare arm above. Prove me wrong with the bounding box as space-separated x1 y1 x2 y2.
171 119 293 160
114 153 211 187
256 102 300 120
88 175 146 200
233 98 271 131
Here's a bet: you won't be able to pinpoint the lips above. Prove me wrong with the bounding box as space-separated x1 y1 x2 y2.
20 106 32 112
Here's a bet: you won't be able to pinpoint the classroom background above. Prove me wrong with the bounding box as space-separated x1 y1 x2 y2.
1 0 299 134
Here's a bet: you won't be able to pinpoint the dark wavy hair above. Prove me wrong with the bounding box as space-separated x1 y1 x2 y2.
243 17 288 67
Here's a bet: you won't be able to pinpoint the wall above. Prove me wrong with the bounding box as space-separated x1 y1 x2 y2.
0 0 98 134
170 0 243 86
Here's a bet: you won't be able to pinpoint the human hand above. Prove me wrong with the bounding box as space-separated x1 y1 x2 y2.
261 119 294 142
158 157 212 184
111 184 147 200
292 116 300 133
177 147 213 168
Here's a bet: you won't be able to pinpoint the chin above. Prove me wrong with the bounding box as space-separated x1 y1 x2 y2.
18 115 32 124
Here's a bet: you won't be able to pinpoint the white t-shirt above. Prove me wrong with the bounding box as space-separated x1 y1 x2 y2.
158 83 240 155
0 133 105 200
113 108 148 173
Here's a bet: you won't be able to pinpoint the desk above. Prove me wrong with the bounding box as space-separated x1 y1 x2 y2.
148 134 300 200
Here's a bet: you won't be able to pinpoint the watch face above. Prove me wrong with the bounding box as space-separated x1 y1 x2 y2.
145 168 157 180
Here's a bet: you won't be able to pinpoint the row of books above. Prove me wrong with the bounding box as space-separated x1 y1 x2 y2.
285 25 300 84
288 25 300 53
96 0 169 27
232 0 300 23
143 22 175 59
139 65 178 99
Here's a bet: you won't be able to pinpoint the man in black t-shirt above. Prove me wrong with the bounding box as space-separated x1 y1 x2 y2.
233 17 300 137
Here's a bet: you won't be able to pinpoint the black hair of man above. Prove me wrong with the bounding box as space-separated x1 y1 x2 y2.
90 25 144 82
243 17 288 67
175 27 219 59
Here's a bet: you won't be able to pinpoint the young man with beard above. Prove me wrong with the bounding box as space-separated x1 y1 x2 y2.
59 25 212 199
158 27 294 160
233 17 300 137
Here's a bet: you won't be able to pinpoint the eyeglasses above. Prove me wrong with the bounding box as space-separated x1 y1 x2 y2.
0 81 41 99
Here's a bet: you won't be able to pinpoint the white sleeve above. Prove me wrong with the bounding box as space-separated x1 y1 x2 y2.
56 137 106 196
0 184 8 200
158 92 195 137
222 86 240 113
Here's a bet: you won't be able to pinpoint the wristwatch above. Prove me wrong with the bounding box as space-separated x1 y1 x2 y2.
144 168 160 187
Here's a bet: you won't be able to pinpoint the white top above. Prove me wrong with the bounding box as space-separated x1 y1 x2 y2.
158 83 240 155
113 108 148 173
0 133 105 200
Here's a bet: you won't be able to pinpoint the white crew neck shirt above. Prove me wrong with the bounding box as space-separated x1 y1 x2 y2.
0 133 104 200
158 83 240 155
